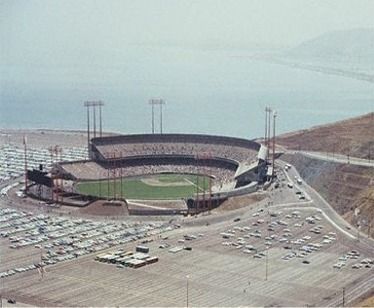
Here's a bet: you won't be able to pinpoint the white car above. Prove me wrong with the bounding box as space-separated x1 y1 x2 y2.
333 262 346 269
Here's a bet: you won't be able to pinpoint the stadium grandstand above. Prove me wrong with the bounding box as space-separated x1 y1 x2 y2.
44 134 268 214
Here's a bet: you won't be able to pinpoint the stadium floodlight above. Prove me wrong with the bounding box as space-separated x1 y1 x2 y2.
83 101 105 152
264 107 272 161
149 98 166 134
272 111 277 177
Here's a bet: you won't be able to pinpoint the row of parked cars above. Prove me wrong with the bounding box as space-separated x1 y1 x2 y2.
333 250 372 270
219 208 344 264
0 207 175 278
0 264 38 278
0 144 88 183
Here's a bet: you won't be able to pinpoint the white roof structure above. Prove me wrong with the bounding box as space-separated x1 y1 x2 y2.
258 145 268 161
234 161 258 179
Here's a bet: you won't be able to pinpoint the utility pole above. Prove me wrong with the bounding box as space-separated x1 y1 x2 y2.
342 287 345 307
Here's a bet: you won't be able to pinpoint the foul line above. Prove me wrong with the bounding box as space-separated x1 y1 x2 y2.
184 177 205 193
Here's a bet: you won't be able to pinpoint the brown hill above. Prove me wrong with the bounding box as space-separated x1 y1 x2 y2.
278 112 374 159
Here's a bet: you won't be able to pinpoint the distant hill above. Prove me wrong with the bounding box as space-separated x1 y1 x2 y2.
278 112 374 159
286 28 374 63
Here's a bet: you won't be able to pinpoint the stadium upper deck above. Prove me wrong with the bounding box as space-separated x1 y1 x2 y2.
90 134 260 164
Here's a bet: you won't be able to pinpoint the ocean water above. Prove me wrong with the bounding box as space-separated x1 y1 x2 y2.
1 46 373 139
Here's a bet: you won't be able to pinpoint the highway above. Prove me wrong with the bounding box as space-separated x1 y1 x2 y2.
290 150 374 168
276 159 374 306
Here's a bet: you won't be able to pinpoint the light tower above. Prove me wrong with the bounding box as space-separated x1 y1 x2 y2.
272 111 277 177
84 101 105 151
264 107 272 162
149 98 166 134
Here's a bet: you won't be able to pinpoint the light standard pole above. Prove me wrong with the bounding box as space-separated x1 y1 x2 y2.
186 275 189 308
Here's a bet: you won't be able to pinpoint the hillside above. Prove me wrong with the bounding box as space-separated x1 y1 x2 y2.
285 28 374 70
281 153 374 238
277 112 374 159
278 112 374 238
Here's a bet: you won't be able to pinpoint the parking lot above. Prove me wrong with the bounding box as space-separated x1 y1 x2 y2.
0 206 172 278
0 144 87 183
1 197 372 307
0 146 373 307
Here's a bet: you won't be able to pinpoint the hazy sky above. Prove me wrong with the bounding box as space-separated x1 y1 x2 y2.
1 0 373 134
1 0 374 67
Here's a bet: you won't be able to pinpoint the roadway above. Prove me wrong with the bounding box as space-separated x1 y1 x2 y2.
277 159 373 248
289 150 374 168
276 159 374 306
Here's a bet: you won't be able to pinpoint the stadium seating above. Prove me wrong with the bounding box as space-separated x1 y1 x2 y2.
58 134 261 190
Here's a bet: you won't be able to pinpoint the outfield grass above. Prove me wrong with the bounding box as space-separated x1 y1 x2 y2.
76 173 211 200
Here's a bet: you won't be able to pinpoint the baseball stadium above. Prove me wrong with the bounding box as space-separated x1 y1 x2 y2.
27 133 269 215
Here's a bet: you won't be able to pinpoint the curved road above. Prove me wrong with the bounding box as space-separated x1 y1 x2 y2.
276 159 374 306
277 159 373 247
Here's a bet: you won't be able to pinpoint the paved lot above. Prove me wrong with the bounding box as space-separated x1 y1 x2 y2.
1 196 373 307
0 164 373 307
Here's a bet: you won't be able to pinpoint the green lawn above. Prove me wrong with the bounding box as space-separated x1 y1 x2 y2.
76 173 211 200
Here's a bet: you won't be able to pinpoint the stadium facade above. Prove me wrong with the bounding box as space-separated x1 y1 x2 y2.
27 133 269 215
